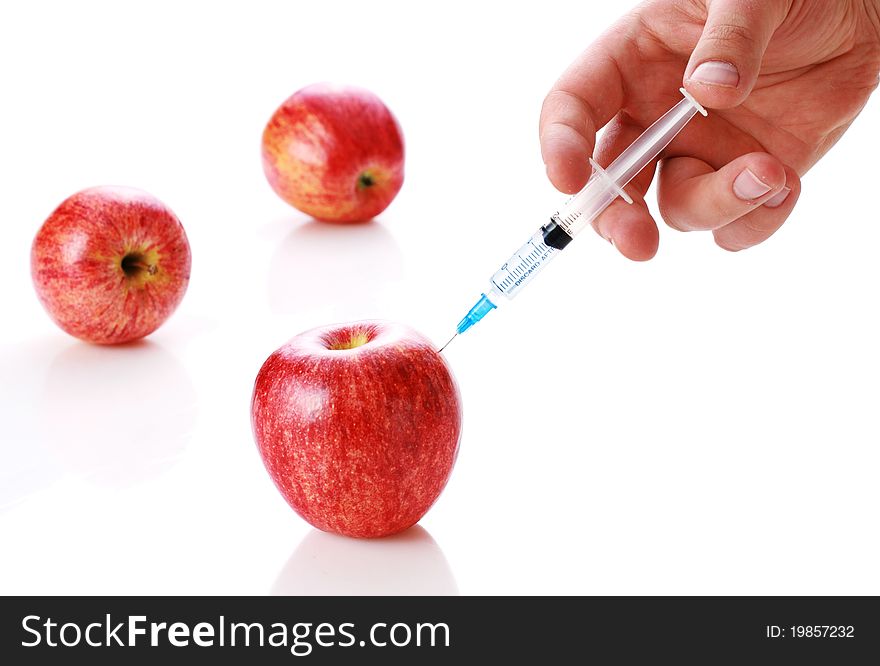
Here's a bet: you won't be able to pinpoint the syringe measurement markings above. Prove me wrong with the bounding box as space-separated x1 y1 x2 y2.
494 243 556 294
561 211 580 229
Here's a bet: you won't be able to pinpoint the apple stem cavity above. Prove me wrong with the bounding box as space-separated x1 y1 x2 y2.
357 171 375 190
121 252 157 278
323 326 375 350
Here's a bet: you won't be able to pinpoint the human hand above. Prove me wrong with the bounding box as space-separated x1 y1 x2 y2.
539 0 880 258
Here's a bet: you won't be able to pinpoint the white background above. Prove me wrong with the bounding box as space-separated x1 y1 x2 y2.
1 1 878 595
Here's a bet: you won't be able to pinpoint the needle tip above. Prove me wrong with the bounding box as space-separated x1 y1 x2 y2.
438 333 458 354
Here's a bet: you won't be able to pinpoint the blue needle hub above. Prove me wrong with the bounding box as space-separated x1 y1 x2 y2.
456 293 497 334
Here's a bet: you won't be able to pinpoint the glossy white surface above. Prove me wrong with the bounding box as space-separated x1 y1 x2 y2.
1 1 878 595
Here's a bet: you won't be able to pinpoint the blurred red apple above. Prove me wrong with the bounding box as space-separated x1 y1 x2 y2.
251 321 461 538
31 186 191 344
261 83 405 223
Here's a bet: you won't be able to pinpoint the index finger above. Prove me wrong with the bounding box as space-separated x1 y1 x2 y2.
539 29 628 194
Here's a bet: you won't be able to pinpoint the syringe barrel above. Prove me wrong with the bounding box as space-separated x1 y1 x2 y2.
606 95 701 186
553 165 624 238
552 93 703 239
488 227 560 300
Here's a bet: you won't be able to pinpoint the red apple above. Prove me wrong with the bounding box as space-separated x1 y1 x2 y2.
31 186 191 344
261 83 405 223
251 321 461 538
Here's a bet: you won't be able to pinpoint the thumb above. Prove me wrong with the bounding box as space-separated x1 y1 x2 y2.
683 0 785 109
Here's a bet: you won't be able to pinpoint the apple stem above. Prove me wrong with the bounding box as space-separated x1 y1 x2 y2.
121 254 157 277
131 261 156 274
358 172 375 189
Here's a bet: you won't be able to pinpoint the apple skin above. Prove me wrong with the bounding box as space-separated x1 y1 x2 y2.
261 83 405 223
31 186 191 344
251 321 461 538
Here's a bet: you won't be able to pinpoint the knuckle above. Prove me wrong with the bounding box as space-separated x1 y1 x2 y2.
540 88 596 136
702 21 758 52
714 234 745 252
540 120 584 145
659 209 687 232
740 218 773 235
658 198 692 233
540 89 567 118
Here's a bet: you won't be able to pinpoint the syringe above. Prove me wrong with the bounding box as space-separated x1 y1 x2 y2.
439 88 707 352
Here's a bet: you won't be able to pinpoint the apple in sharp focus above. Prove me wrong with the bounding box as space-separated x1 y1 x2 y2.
261 83 405 223
31 186 191 344
251 321 461 538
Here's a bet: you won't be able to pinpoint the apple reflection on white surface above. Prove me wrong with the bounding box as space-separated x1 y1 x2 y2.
37 340 197 487
267 219 404 317
272 526 458 596
0 339 64 511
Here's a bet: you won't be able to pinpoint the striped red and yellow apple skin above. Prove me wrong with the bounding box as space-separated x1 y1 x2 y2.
31 186 191 344
251 322 461 538
261 84 404 223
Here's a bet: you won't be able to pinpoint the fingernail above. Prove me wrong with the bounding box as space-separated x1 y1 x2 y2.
733 168 772 201
691 61 739 87
763 186 791 208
